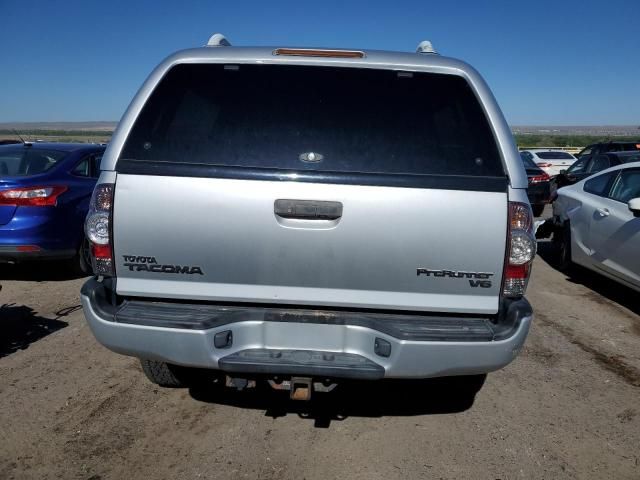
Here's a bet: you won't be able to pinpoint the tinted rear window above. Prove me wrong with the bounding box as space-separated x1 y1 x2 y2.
610 143 640 152
520 153 539 170
535 151 574 160
120 64 503 178
590 155 611 172
0 147 67 177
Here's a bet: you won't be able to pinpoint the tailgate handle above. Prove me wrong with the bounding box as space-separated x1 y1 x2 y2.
274 199 343 220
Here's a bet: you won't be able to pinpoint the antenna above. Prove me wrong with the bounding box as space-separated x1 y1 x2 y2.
12 129 26 144
206 33 231 47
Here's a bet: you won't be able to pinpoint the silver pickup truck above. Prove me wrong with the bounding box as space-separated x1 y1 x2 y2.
81 34 535 400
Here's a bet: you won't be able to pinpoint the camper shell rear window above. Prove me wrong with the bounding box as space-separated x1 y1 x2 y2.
119 64 505 183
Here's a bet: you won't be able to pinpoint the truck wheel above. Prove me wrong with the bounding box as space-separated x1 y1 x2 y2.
531 204 545 218
140 359 190 387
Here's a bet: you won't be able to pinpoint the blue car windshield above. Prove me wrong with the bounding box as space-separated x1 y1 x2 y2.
0 147 67 177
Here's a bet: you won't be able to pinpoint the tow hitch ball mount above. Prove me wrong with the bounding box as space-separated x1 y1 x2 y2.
224 375 337 400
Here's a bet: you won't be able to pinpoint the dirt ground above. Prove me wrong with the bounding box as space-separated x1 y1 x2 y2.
1 234 639 479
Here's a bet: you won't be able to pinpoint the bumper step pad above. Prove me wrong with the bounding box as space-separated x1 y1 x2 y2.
218 349 385 380
114 300 497 341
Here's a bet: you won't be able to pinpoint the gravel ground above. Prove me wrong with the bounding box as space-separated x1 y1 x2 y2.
1 233 639 479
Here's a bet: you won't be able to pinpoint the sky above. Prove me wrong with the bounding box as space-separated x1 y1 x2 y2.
1 0 639 125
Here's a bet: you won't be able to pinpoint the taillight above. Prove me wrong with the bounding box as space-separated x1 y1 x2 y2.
502 202 536 298
536 162 553 168
0 186 67 206
85 183 114 276
528 172 550 184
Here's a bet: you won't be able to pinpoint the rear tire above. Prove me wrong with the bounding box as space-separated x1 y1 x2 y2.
532 204 545 218
68 238 93 276
555 222 573 271
140 359 191 388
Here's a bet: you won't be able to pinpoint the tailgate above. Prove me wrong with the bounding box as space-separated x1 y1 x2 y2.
113 175 507 314
111 62 510 314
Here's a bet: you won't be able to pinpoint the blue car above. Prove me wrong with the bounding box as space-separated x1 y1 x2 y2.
0 142 106 272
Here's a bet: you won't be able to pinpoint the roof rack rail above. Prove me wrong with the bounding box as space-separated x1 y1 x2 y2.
206 33 231 47
416 40 437 55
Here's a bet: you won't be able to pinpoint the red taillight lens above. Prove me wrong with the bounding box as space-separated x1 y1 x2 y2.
0 186 67 206
91 243 112 258
528 172 550 184
16 245 41 252
505 263 529 279
85 184 114 276
502 202 536 298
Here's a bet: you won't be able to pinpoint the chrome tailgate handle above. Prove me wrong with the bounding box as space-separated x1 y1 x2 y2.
274 199 343 220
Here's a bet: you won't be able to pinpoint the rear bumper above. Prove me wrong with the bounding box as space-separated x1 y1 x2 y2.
81 279 533 379
0 207 79 261
0 246 76 263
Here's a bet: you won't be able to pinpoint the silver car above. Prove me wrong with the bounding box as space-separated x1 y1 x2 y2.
552 161 640 291
80 34 535 399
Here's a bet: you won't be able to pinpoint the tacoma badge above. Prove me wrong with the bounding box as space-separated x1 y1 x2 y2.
123 255 204 275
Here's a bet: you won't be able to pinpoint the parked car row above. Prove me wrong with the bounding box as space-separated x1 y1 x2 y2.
518 142 640 292
521 142 640 217
1 131 638 305
545 161 640 292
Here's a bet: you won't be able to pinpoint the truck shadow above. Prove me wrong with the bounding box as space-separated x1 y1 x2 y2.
0 262 87 281
189 374 486 427
0 304 80 358
536 240 640 316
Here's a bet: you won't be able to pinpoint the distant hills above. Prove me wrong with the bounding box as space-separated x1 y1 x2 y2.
513 125 640 136
1 122 638 137
0 121 116 132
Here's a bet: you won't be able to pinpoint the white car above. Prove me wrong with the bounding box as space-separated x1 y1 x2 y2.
520 149 577 177
552 162 640 291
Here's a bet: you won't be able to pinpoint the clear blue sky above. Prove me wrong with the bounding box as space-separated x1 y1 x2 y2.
1 0 639 125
